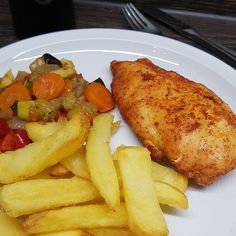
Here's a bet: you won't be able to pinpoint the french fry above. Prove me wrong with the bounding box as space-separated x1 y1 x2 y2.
48 163 70 177
60 155 188 195
151 161 188 192
36 229 91 236
23 203 127 234
119 185 188 211
119 181 188 210
29 120 120 180
0 209 29 236
25 121 65 142
26 118 120 142
26 119 120 181
0 177 100 217
116 146 168 236
0 56 190 235
28 170 55 180
111 120 121 134
155 181 188 209
0 110 89 184
59 151 187 209
59 153 187 209
86 114 120 209
114 148 187 192
26 120 90 179
87 227 135 236
61 146 90 180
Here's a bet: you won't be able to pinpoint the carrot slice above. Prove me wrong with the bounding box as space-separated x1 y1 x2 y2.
0 80 31 110
84 82 115 112
61 79 73 96
32 73 65 100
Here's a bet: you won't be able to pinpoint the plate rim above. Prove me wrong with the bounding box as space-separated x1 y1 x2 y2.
1 28 235 89
0 28 235 72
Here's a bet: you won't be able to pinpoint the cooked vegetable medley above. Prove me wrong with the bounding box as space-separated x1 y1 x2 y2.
0 53 115 152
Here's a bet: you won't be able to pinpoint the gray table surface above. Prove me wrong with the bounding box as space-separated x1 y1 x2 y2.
0 0 236 56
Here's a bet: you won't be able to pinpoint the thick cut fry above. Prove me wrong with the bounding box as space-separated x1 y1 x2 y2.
155 181 188 209
119 182 188 210
26 120 119 180
0 209 29 236
61 146 90 179
116 146 168 236
0 110 89 184
26 119 120 143
114 149 187 191
111 120 121 134
87 228 135 236
37 230 91 236
59 155 187 209
28 170 55 180
0 177 100 217
59 155 188 209
48 163 70 177
151 161 188 192
86 114 120 209
60 156 187 209
26 121 90 179
25 121 64 141
23 203 127 234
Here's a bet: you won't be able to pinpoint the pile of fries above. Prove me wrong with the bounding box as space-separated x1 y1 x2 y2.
0 109 188 236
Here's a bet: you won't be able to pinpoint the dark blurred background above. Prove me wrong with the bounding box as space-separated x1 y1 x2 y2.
0 0 235 50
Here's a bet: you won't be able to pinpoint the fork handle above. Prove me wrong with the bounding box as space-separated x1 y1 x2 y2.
182 28 236 68
141 7 236 69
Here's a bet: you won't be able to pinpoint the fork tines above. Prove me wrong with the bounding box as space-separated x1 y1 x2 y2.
122 3 161 34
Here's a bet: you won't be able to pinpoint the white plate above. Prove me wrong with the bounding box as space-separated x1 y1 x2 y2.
0 28 235 236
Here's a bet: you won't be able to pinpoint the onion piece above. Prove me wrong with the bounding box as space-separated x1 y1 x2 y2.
8 116 27 130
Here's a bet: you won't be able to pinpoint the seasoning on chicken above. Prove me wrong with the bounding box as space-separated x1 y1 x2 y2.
111 58 236 186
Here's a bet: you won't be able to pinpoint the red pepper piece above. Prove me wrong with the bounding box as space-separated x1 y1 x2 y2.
0 132 17 152
15 129 32 149
0 129 32 152
0 118 10 138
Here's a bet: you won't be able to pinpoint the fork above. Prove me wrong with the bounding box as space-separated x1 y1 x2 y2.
122 3 236 68
121 3 162 35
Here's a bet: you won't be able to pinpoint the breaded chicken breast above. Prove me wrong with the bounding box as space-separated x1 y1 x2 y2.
111 58 236 185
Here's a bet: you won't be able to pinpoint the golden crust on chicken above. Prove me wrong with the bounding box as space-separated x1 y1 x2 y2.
111 58 236 185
